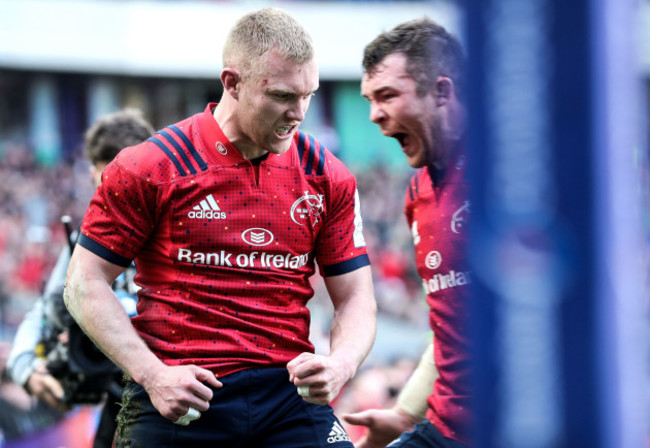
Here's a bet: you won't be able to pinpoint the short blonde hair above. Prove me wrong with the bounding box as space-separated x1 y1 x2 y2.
223 8 314 79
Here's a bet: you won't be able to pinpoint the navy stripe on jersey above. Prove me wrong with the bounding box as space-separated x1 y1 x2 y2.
78 234 132 267
158 130 197 175
297 132 307 165
305 134 316 175
147 136 188 176
316 138 325 176
297 131 325 176
322 254 370 277
408 172 419 201
168 125 208 171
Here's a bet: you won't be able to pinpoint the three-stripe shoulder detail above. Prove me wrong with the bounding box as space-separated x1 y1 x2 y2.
408 170 421 202
297 131 326 176
146 126 208 176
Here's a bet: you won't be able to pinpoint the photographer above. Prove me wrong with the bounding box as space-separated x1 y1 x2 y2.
7 109 153 448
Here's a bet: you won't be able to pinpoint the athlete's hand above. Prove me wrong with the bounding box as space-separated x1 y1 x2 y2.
342 407 419 448
26 362 70 413
287 352 353 405
142 364 222 422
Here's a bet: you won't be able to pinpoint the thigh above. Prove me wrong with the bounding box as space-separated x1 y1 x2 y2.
247 369 353 448
114 381 173 448
259 401 353 448
388 421 468 448
114 381 248 448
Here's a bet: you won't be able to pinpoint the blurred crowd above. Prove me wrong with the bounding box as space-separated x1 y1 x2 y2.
0 143 94 331
0 140 429 445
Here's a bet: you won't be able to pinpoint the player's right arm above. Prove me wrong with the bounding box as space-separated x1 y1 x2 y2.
64 245 221 422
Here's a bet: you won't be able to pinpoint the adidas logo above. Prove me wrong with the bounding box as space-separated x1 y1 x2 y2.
188 194 226 219
327 421 351 444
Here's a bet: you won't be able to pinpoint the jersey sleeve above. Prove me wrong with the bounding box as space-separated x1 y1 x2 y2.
315 174 370 277
78 156 159 266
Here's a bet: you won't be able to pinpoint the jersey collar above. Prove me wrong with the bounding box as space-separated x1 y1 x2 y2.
427 146 468 190
196 103 297 167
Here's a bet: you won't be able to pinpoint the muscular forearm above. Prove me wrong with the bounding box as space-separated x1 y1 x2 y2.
287 266 376 406
328 300 376 379
64 251 165 387
326 266 377 378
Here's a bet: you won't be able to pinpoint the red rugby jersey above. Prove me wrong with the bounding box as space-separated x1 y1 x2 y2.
79 104 369 377
404 153 472 445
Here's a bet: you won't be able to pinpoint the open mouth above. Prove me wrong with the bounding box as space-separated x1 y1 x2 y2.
276 125 295 136
391 132 410 149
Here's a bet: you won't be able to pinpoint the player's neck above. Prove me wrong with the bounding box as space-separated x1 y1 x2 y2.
213 102 268 160
431 136 465 170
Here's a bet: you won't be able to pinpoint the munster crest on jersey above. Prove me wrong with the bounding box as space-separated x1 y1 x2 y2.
291 191 324 228
451 201 470 234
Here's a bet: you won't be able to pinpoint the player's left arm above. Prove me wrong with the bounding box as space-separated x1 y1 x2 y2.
288 265 377 405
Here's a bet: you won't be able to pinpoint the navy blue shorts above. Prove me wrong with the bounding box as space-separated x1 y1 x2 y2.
114 367 353 448
387 420 469 448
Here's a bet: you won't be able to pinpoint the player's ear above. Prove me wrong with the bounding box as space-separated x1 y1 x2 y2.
221 68 241 100
434 76 454 106
89 164 100 187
